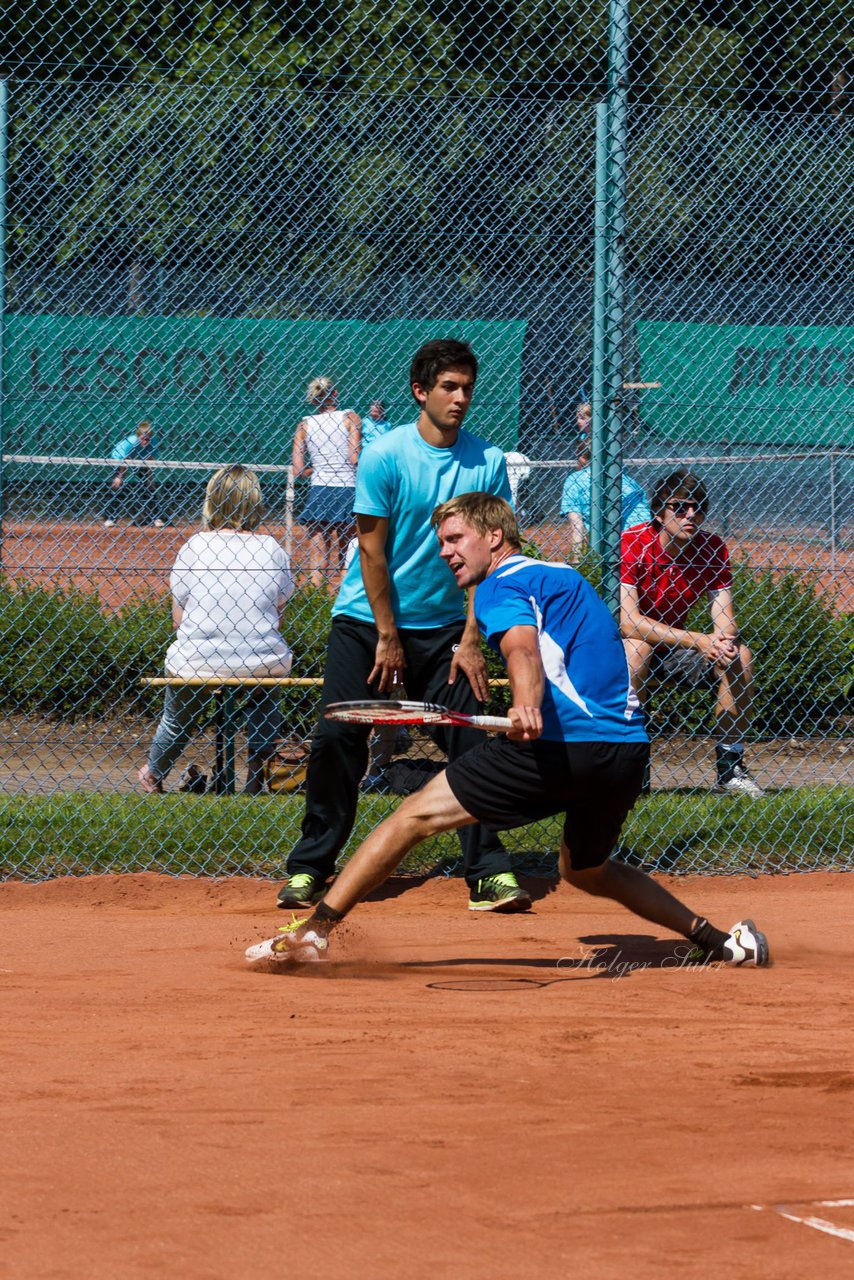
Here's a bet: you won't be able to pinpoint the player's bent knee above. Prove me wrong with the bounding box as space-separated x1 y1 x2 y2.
562 859 611 895
623 638 654 686
396 772 475 837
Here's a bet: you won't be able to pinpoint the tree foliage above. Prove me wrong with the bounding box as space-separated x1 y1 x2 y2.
3 1 850 303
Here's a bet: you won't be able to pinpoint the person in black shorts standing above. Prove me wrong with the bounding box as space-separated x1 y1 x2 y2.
249 493 769 969
277 339 529 914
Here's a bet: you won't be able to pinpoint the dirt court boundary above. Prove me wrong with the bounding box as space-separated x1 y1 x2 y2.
3 871 854 1278
4 518 852 613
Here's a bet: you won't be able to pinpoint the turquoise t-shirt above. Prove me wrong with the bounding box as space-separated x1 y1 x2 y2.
109 432 157 484
559 465 651 530
333 422 512 628
360 415 392 448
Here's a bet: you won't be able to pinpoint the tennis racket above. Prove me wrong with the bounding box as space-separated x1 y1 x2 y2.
324 699 511 732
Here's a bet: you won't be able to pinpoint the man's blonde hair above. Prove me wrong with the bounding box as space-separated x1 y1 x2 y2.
202 464 264 531
431 491 521 548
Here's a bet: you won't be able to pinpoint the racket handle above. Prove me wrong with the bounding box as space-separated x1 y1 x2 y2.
469 715 514 731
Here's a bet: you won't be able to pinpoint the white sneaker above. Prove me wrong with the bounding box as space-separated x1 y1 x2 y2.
723 919 769 967
245 922 328 966
153 519 165 528
103 519 116 528
716 762 764 798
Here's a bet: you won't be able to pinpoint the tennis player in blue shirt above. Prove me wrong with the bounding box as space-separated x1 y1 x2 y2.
254 492 769 968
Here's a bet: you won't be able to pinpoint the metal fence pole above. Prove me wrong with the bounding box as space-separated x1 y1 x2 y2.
591 100 609 557
0 77 9 572
592 0 631 615
829 447 838 575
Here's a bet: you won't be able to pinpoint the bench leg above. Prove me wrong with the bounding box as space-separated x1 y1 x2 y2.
213 688 238 795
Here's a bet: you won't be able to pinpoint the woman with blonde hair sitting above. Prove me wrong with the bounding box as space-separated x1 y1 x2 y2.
139 464 294 795
292 375 361 586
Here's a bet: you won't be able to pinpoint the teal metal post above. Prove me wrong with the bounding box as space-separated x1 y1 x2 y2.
590 101 610 555
0 79 8 571
214 688 238 794
591 0 631 614
602 0 631 617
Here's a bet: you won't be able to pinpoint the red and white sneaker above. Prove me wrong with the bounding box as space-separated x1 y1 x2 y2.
245 917 328 966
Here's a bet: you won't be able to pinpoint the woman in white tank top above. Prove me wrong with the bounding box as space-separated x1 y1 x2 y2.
292 376 361 588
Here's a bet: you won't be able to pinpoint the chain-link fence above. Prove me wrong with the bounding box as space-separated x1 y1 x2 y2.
0 1 851 881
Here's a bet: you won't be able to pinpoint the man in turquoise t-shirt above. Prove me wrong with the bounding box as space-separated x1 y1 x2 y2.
103 420 164 528
360 399 392 449
560 441 650 561
278 338 530 914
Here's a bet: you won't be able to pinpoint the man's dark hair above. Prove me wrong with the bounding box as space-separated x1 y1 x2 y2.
651 467 708 520
409 339 478 396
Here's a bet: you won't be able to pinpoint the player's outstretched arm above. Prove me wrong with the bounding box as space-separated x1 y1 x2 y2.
499 625 544 740
345 410 362 465
291 421 309 478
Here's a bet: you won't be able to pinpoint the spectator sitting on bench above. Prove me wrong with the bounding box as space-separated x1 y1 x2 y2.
139 464 294 796
619 467 763 798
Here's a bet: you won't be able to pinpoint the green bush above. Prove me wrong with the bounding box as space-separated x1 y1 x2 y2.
0 577 332 725
650 564 852 737
0 580 173 718
1 559 848 739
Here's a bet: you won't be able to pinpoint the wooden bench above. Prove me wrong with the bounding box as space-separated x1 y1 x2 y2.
141 677 322 794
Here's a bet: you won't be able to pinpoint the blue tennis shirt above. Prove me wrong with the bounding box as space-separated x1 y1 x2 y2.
333 422 511 628
474 555 647 743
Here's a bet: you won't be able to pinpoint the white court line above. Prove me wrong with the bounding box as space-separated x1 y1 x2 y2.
752 1200 854 1245
775 1212 854 1244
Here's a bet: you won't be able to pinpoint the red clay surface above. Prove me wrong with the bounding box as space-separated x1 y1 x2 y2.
3 518 852 613
3 872 854 1279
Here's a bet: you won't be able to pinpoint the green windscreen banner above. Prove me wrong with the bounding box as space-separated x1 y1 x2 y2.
636 320 853 447
5 317 526 459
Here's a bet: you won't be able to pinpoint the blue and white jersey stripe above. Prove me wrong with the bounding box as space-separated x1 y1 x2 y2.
474 556 646 744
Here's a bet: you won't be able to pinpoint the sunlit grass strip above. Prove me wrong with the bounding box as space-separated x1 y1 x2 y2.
0 787 849 882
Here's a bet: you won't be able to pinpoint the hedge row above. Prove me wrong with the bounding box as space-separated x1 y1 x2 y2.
0 579 331 730
0 561 850 736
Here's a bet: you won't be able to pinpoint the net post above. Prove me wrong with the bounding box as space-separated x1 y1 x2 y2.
285 463 295 561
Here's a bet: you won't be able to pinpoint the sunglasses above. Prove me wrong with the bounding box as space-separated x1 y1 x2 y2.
666 500 705 517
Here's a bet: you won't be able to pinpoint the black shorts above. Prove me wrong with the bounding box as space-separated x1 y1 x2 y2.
445 737 649 871
648 645 718 689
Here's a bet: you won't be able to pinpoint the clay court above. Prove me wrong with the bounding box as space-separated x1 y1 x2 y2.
3 519 852 614
4 871 854 1278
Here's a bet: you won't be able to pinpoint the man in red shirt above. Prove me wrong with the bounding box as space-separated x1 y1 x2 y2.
620 468 762 797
